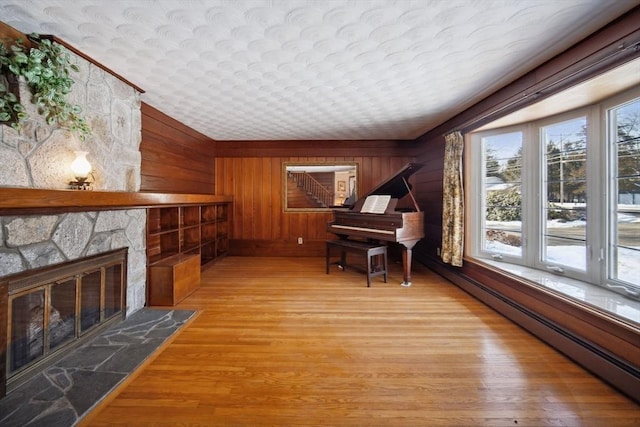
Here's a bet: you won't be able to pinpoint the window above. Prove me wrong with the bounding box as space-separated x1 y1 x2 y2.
480 131 523 260
609 97 640 288
467 87 640 297
541 116 588 272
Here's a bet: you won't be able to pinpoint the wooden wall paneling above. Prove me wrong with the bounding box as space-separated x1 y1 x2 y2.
141 132 214 193
140 103 216 194
259 158 271 240
412 137 446 257
253 158 266 240
231 157 244 239
140 176 205 195
251 158 262 239
270 157 282 240
142 137 213 177
217 154 416 257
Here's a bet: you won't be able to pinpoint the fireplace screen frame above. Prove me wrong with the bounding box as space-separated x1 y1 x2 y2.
1 248 127 397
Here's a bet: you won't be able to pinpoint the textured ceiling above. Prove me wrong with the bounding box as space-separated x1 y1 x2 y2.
1 0 638 141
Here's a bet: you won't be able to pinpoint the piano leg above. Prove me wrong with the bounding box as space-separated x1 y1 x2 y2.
400 241 418 287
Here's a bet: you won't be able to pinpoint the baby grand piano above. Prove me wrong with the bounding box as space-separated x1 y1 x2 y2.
327 163 424 286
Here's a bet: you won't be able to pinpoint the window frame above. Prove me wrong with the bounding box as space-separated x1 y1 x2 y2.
466 86 640 294
602 86 640 293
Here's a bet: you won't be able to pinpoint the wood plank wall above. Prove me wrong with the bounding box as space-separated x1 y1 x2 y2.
140 103 216 194
214 144 416 256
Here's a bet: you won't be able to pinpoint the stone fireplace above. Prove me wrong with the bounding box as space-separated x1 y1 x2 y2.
1 248 127 396
0 25 147 398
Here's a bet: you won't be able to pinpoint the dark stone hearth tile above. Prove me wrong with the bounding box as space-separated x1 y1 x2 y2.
32 383 65 402
171 310 194 323
0 398 57 427
0 374 48 414
0 309 195 427
42 367 73 392
66 370 125 414
27 407 77 427
146 326 177 340
105 332 145 344
56 344 124 369
124 309 172 325
100 339 165 373
156 317 178 328
0 388 26 420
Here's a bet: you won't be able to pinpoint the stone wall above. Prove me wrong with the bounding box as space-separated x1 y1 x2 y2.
0 210 147 311
0 44 146 314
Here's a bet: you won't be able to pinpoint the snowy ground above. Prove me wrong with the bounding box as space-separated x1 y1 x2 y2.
485 213 639 286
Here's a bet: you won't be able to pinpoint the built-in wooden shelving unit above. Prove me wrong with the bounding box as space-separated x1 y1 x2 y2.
145 202 230 306
146 203 230 267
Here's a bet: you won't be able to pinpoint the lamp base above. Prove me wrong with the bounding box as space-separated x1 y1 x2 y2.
69 180 93 190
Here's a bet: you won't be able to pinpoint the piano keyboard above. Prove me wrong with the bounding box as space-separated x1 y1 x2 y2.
330 225 395 235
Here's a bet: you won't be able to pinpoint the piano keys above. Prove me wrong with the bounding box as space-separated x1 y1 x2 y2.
327 163 424 286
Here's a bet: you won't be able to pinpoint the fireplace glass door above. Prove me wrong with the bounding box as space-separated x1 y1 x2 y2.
4 250 126 390
9 289 46 372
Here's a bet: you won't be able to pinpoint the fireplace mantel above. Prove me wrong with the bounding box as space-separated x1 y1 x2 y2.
0 188 232 215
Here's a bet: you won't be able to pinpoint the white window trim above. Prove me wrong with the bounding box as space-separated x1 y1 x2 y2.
466 85 640 299
602 86 640 297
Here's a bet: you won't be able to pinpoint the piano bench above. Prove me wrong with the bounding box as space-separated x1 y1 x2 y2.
326 239 388 287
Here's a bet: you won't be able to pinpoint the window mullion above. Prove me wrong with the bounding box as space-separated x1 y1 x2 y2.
586 104 603 284
523 123 539 268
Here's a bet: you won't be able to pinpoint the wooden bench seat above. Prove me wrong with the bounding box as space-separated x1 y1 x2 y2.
326 239 387 287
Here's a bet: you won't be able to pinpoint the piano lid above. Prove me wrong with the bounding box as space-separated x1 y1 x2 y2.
365 162 423 200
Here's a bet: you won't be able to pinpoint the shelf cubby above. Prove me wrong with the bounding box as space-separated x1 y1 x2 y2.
146 201 231 307
147 202 231 268
182 206 200 227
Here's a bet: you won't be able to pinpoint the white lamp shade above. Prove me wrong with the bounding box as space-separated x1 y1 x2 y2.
71 151 92 179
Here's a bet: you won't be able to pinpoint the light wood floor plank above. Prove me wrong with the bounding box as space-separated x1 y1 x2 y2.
80 256 640 426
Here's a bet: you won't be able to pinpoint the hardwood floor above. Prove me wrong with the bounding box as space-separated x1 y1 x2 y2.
81 256 640 426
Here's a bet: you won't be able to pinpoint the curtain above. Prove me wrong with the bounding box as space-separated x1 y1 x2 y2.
441 131 464 267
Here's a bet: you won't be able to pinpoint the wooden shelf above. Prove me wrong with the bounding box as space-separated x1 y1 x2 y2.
0 188 232 215
181 206 200 227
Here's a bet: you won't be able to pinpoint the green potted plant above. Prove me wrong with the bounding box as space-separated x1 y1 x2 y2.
0 33 91 140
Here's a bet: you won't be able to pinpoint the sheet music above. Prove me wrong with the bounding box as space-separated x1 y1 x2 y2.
360 195 391 214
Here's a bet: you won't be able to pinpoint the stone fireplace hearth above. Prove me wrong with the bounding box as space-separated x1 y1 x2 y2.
0 308 195 426
1 248 127 397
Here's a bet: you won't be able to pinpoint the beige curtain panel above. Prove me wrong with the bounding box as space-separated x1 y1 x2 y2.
441 131 464 267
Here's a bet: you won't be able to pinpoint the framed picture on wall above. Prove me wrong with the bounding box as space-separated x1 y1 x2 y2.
338 181 346 192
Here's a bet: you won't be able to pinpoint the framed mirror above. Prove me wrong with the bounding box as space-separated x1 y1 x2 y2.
283 162 358 212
